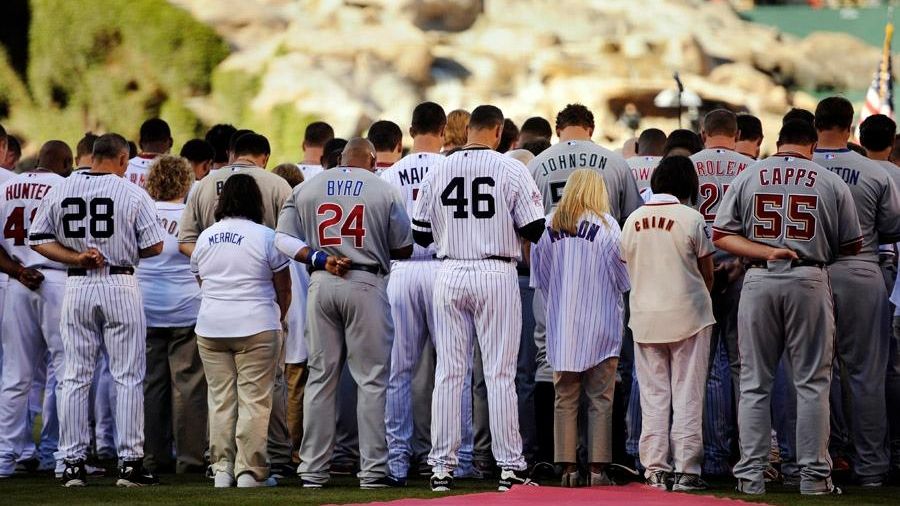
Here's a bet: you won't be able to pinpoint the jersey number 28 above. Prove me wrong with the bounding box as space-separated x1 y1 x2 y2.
61 197 115 239
317 203 365 248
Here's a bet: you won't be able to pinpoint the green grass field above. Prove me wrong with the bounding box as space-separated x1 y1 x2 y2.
1 474 897 506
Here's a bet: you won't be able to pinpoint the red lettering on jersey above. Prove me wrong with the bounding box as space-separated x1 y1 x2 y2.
759 169 769 186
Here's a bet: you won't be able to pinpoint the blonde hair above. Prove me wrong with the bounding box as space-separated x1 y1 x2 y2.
272 163 304 188
146 155 194 202
551 169 611 234
444 109 470 149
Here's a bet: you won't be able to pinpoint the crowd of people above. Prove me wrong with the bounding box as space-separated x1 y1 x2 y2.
0 96 897 497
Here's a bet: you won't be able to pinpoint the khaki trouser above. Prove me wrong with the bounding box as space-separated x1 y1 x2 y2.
285 362 309 464
553 357 618 464
198 330 279 480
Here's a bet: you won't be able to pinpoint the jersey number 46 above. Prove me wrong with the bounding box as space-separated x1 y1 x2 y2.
440 176 496 219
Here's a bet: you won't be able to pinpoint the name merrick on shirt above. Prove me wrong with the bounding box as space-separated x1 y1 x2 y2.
758 167 817 187
547 220 602 243
539 152 607 177
327 180 364 196
5 182 52 200
208 232 244 246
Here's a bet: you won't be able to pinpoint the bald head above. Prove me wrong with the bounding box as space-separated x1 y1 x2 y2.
38 140 74 177
341 137 377 171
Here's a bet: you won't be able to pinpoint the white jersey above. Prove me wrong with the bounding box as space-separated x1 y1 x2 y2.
381 151 444 260
412 148 545 261
0 170 66 271
135 202 200 327
529 211 630 372
191 217 290 338
297 163 323 181
124 155 158 189
28 171 165 268
0 167 15 284
690 148 754 223
627 155 661 198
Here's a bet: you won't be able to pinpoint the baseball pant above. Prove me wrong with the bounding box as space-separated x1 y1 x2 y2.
890 317 900 471
332 364 360 469
143 325 208 473
471 342 492 466
773 355 799 479
300 270 392 484
701 339 734 475
285 361 308 464
635 327 711 477
516 273 538 465
267 333 292 467
410 341 435 471
58 275 146 462
732 267 834 494
90 354 117 459
20 357 46 462
38 360 60 471
429 259 526 474
0 273 66 474
829 259 890 483
0 280 6 378
553 357 618 464
198 330 278 480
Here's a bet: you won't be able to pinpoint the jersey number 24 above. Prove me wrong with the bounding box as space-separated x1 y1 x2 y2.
317 203 365 248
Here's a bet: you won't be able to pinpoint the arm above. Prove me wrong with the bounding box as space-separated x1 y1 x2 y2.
0 246 44 290
139 242 164 258
274 231 350 276
713 235 798 261
273 267 292 322
32 242 105 268
698 254 714 292
390 244 413 260
179 242 195 258
516 218 546 244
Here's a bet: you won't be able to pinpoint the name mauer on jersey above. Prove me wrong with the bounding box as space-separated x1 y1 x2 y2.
536 151 608 177
399 165 429 187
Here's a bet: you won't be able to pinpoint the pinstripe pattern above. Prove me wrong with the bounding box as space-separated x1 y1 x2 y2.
381 152 443 260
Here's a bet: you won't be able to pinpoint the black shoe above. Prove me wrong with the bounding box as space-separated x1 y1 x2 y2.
360 476 406 489
116 460 160 487
269 463 297 480
430 471 454 492
15 457 40 474
498 468 536 491
61 460 87 488
672 473 708 491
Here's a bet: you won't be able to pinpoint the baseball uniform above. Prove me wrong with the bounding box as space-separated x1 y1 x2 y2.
28 170 164 472
297 163 323 181
528 140 641 223
813 148 900 484
277 166 412 486
124 155 158 189
0 170 67 476
0 166 15 377
713 153 862 494
412 147 545 480
626 155 661 201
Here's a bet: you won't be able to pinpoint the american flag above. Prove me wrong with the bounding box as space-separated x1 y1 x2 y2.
860 19 895 125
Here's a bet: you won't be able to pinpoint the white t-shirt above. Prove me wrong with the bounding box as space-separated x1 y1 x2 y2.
191 217 290 338
621 193 716 344
136 202 201 327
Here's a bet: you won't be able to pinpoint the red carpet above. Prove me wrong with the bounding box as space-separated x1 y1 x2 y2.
332 483 771 506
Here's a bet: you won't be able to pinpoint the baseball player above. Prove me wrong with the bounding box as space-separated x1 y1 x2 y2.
0 141 72 478
28 133 165 487
297 121 334 181
713 119 863 495
275 137 413 489
527 104 641 222
813 97 900 487
626 128 666 200
368 120 404 174
412 105 546 492
736 114 764 160
124 118 172 189
0 124 14 376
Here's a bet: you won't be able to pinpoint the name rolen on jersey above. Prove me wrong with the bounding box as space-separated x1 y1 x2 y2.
381 152 444 260
690 148 754 224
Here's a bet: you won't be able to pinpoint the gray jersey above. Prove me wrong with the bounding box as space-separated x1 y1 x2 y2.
28 171 165 267
276 166 412 273
527 140 641 223
626 155 661 195
813 148 900 262
712 154 862 264
691 148 755 223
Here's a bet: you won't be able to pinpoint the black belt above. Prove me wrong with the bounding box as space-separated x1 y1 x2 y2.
487 255 513 263
308 264 381 275
68 266 134 276
747 260 825 269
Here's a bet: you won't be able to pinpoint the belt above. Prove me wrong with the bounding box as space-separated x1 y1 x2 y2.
487 255 514 263
308 264 381 275
68 266 134 276
747 260 825 269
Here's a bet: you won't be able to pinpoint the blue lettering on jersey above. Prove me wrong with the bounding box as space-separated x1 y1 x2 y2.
208 232 244 246
824 166 860 186
547 220 601 243
327 180 364 196
540 152 607 177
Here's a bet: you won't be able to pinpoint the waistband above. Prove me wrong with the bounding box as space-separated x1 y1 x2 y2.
438 255 515 263
746 260 825 269
308 263 383 276
68 266 134 277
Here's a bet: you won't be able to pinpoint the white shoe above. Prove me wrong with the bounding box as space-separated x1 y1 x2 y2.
236 473 277 488
214 471 235 488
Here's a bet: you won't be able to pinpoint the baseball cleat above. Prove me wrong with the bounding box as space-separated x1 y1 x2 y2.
116 460 159 487
61 460 87 488
430 471 453 492
498 468 536 491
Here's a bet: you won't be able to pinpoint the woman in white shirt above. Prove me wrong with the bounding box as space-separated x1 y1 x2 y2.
191 174 291 488
621 156 715 492
530 169 630 487
138 155 206 474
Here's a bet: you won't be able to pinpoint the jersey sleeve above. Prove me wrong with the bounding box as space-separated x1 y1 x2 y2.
711 176 744 241
387 187 414 250
272 177 293 223
266 232 291 273
876 173 900 243
275 190 306 241
178 184 202 243
411 174 433 234
189 238 202 275
509 163 546 228
835 181 864 250
691 213 716 259
134 192 165 249
28 188 60 245
528 229 550 295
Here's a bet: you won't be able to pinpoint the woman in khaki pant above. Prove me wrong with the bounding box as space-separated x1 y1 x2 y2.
190 175 292 488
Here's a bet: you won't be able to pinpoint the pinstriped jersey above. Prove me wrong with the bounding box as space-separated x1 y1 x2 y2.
412 148 545 261
690 148 754 223
527 140 642 223
530 211 629 371
712 154 863 264
813 148 900 262
124 154 158 189
28 171 165 267
0 170 66 270
381 152 443 260
626 155 661 197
